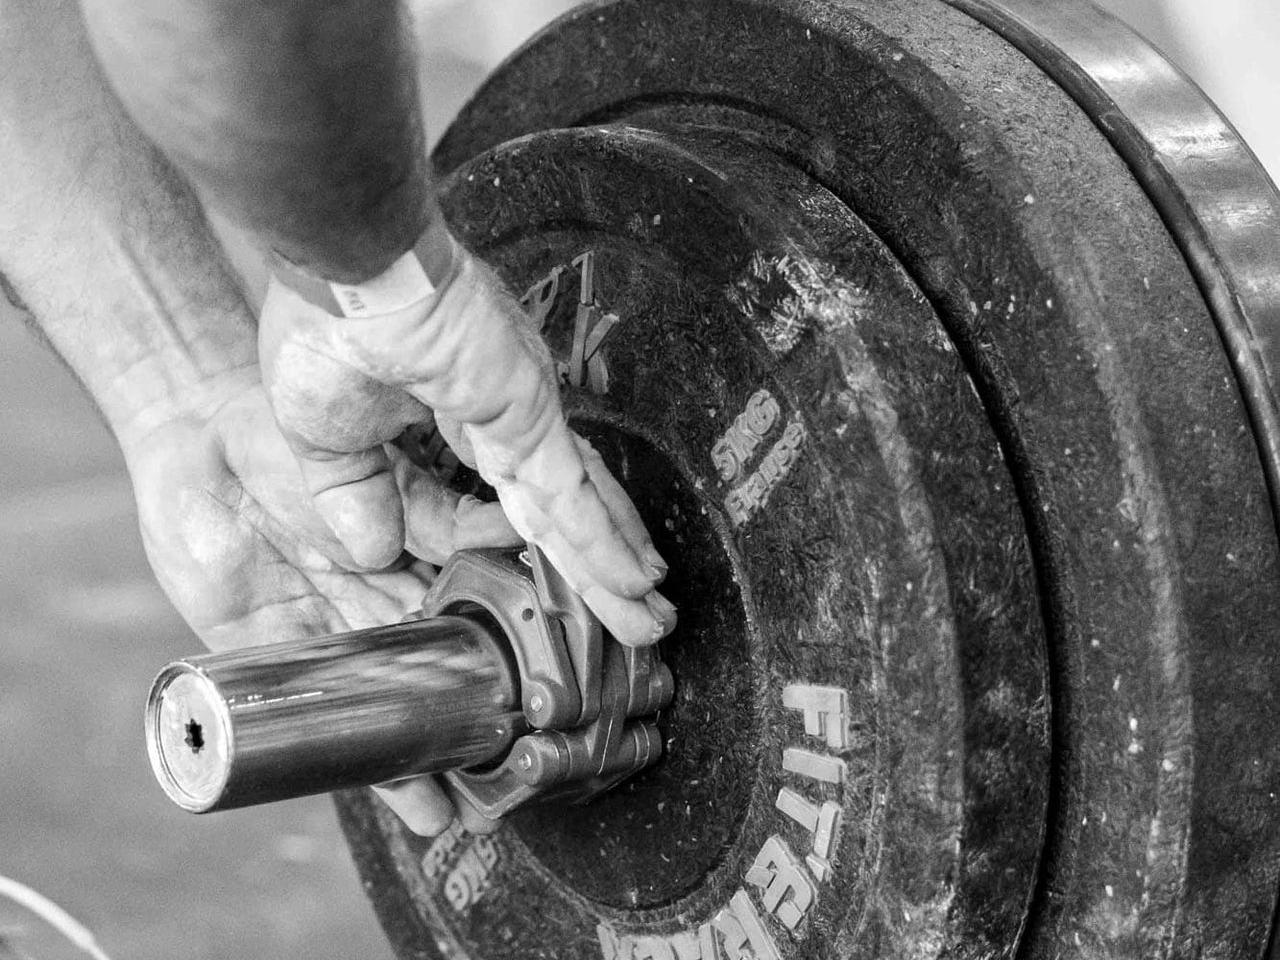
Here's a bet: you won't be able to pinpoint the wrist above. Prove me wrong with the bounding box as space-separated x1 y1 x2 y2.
271 210 461 320
14 262 260 453
1 162 263 452
104 354 260 455
310 243 556 433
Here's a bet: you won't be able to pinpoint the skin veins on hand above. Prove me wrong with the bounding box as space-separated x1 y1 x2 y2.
0 0 431 648
0 0 258 439
3 0 672 835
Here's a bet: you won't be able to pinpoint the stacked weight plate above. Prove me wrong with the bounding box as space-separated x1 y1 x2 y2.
337 2 1280 957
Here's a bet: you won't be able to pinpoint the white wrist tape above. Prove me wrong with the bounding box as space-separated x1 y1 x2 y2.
272 215 460 319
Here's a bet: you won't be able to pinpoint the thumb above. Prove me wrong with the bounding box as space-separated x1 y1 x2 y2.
289 440 406 570
260 279 422 570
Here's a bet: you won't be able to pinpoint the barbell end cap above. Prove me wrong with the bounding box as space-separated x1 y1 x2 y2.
145 663 233 813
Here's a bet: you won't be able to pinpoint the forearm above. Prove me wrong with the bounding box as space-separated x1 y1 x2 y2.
0 0 258 445
78 0 432 283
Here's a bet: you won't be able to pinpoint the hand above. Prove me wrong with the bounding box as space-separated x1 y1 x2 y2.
1 0 517 837
120 366 518 834
258 246 677 647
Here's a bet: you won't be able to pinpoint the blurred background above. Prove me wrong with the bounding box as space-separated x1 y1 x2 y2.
0 1 1275 958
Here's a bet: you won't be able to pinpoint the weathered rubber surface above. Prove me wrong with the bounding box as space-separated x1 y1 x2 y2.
951 0 1280 552
337 2 1280 958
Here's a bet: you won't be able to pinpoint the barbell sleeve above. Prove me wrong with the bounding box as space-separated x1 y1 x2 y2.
145 614 520 813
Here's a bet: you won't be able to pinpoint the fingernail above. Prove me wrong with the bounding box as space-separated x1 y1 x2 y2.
646 592 678 639
643 547 669 581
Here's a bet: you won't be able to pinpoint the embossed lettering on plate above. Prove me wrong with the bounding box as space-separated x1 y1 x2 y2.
712 389 809 528
712 390 780 484
778 682 850 882
521 250 620 395
420 819 468 880
744 836 818 930
442 834 500 913
596 682 852 959
713 890 783 960
781 685 849 749
774 788 842 882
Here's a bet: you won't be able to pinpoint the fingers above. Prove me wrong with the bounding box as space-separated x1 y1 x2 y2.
372 778 454 837
372 777 501 838
572 436 667 583
499 425 662 596
530 528 676 646
578 579 678 647
477 425 677 646
392 448 521 564
259 265 679 646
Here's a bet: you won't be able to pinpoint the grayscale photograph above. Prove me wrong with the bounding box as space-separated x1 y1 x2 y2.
1 0 1277 957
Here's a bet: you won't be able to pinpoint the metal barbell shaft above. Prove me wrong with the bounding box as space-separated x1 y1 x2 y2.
145 615 519 813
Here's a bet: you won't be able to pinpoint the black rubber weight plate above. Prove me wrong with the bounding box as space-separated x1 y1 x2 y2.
336 1 1280 958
